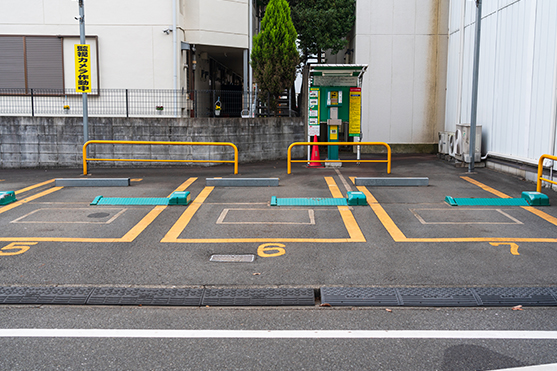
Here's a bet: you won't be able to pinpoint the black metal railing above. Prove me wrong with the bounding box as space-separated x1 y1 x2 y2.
0 88 298 118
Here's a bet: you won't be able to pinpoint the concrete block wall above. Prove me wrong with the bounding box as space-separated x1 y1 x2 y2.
0 116 305 169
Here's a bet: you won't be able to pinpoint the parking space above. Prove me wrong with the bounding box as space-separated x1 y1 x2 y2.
1 156 557 288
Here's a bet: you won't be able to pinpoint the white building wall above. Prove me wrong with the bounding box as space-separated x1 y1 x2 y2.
0 0 176 89
445 0 557 163
0 0 249 90
184 0 249 48
354 0 449 146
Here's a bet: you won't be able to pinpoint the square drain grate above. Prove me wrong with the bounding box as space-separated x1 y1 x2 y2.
210 255 255 263
0 286 93 305
321 287 399 306
471 287 557 306
397 287 477 307
87 287 204 306
202 288 315 306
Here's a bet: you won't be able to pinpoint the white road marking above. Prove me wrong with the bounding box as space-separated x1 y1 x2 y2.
216 208 315 225
335 168 353 193
489 364 557 371
0 329 556 339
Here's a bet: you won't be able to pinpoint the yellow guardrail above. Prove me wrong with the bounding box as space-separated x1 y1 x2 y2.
537 154 557 192
287 142 391 174
83 140 238 175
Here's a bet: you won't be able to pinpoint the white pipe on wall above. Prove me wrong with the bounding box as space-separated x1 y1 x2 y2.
455 0 466 125
173 0 178 117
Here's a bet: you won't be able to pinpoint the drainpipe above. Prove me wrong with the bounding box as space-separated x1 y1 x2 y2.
248 0 253 116
468 0 482 173
455 0 466 125
549 13 557 185
173 0 178 117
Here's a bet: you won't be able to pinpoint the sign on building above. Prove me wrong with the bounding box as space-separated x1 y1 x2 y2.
74 44 91 93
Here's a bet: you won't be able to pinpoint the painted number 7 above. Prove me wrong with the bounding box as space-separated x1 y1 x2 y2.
0 242 37 256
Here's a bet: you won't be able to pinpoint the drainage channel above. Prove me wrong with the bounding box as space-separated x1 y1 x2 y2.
1 286 557 308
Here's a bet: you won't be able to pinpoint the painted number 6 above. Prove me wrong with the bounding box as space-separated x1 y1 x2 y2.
257 243 286 257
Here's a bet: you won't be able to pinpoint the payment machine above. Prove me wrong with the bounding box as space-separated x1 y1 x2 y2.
307 65 368 165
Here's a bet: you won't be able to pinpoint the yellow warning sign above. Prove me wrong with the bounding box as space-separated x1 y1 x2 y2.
74 44 91 93
349 88 361 137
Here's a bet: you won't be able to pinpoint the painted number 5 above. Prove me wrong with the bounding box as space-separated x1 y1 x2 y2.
0 242 37 256
257 243 286 257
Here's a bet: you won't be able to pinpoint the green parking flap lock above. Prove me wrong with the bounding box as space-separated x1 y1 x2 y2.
0 191 16 206
168 191 191 205
346 191 367 206
521 191 549 206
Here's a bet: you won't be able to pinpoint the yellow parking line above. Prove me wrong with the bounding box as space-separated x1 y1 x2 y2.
161 186 214 242
168 177 198 196
462 176 557 228
358 177 557 243
118 205 167 242
0 237 120 243
1 177 198 243
357 186 407 242
325 176 344 198
519 206 557 227
163 238 362 243
14 179 56 195
0 187 63 215
163 177 366 243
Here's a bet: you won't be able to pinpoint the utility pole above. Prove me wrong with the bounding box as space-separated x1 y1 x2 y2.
468 0 482 172
77 0 89 145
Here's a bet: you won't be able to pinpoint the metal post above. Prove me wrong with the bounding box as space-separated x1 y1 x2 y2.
78 0 89 144
172 0 178 117
125 89 129 117
288 88 292 117
30 88 34 117
194 90 197 118
468 0 482 172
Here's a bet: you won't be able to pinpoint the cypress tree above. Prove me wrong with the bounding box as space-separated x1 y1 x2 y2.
251 0 299 113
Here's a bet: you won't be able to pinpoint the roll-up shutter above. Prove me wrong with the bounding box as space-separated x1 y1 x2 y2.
26 36 64 92
0 36 26 90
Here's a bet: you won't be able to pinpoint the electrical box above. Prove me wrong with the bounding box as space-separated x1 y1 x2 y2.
454 124 482 163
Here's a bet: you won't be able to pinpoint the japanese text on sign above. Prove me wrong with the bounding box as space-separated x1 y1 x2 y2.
308 88 320 137
74 44 91 93
349 87 361 137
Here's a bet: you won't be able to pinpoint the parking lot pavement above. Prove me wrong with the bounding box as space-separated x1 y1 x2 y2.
1 154 557 292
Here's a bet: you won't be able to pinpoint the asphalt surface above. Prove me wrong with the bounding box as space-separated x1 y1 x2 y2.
1 154 557 370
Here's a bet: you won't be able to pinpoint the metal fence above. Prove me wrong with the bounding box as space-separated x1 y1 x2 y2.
0 88 297 118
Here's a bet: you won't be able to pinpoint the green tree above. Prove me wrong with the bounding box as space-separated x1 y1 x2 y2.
291 0 356 63
258 0 356 63
251 0 299 112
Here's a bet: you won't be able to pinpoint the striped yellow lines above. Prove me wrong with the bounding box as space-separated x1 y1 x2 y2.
357 176 557 243
119 205 167 242
162 177 366 243
1 177 198 243
460 176 511 198
357 186 407 242
0 187 63 215
461 176 557 228
161 186 214 242
14 179 55 195
324 177 365 242
168 177 197 196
